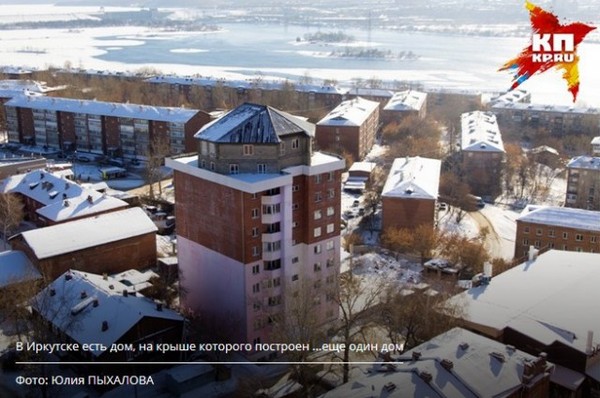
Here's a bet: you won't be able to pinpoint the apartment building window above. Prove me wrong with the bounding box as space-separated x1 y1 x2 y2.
534 241 540 248
252 283 260 293
200 159 206 168
251 227 259 238
292 221 298 228
327 206 335 216
252 246 260 257
563 232 568 239
292 185 299 192
563 244 568 250
327 258 335 268
210 162 215 171
251 193 258 199
314 210 322 220
280 142 285 155
523 226 529 234
229 164 239 174
328 171 334 182
292 257 299 264
292 274 299 281
591 236 597 243
263 241 281 252
251 208 259 219
292 138 299 149
243 144 254 156
549 242 555 249
314 244 322 254
293 203 299 210
265 222 280 233
315 174 322 184
253 302 261 311
315 192 322 202
273 277 281 287
576 234 584 241
326 241 334 251
536 228 542 236
548 229 555 237
262 204 281 214
314 227 322 238
328 188 335 199
326 223 335 234
314 262 322 272
252 264 260 274
576 247 583 252
268 296 282 306
264 259 281 271
257 163 267 174
523 238 529 245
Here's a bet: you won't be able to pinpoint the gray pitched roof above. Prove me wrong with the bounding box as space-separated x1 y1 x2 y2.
194 103 314 143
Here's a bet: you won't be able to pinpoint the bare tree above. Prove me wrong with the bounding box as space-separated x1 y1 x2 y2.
0 193 24 249
144 132 171 199
334 272 386 383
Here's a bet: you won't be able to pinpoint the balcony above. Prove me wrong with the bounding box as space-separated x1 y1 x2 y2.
262 212 282 224
262 231 282 243
262 250 282 262
261 194 282 205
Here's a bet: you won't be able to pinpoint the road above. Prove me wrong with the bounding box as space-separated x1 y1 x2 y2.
469 210 504 259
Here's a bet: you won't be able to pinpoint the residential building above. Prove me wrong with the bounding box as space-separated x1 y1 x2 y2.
343 161 376 193
4 95 211 157
166 103 345 345
322 327 552 398
10 207 157 279
566 156 600 210
382 89 427 123
460 111 505 198
445 250 600 397
0 156 47 180
486 89 531 107
514 206 600 259
592 136 600 155
0 169 128 226
491 101 600 137
345 87 395 110
315 97 379 161
381 156 441 231
32 269 184 366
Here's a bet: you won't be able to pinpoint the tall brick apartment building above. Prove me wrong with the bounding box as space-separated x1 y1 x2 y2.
166 103 345 345
315 97 379 161
4 95 210 157
514 206 600 259
566 156 600 210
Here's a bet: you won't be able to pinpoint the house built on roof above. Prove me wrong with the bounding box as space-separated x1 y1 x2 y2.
382 89 427 122
566 156 600 210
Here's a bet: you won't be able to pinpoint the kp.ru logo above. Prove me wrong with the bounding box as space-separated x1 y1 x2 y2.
499 1 596 102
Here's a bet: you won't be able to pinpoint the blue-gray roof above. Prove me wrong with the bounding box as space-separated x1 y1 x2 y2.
195 103 314 143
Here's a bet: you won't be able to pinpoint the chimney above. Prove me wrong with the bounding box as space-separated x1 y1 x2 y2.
440 359 454 371
63 200 69 207
102 273 108 280
86 195 93 204
459 342 469 350
93 299 99 307
419 371 432 383
65 273 72 281
156 303 163 312
80 291 87 299
101 321 108 332
49 288 56 296
412 351 422 361
123 290 128 297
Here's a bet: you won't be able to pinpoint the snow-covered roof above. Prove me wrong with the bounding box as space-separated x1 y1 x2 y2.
460 111 504 153
517 205 600 232
4 95 200 124
567 156 600 171
323 327 549 398
32 269 183 357
446 250 600 355
0 79 51 99
383 90 427 112
530 145 559 156
145 75 347 95
492 101 600 115
19 207 157 259
592 136 600 145
0 169 128 223
195 103 314 143
0 250 41 288
382 157 441 200
348 161 376 174
317 97 379 127
487 89 530 105
346 87 395 98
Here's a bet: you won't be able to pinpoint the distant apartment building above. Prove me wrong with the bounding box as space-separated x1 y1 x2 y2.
566 156 600 210
381 156 441 231
315 97 379 161
491 101 600 136
382 89 427 123
4 95 211 157
514 206 600 259
0 169 128 226
460 111 505 198
166 103 345 345
346 87 395 110
486 89 531 107
592 136 600 155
